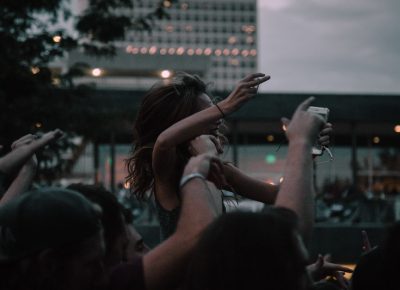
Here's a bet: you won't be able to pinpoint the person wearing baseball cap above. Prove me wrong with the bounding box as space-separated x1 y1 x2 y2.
0 187 104 290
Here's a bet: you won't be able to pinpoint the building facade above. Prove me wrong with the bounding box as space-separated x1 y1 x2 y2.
69 0 257 91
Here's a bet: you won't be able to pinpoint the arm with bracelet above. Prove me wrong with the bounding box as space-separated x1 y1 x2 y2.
154 73 270 153
142 154 223 290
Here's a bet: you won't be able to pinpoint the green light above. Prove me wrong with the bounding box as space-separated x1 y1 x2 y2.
265 154 276 164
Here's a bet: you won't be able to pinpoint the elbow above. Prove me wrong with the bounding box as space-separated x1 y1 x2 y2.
154 132 173 152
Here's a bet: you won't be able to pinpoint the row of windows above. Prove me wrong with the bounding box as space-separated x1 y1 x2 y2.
156 23 255 34
134 1 256 12
210 71 252 80
167 12 256 23
131 37 255 47
212 59 257 69
132 31 255 42
124 45 257 59
131 9 256 25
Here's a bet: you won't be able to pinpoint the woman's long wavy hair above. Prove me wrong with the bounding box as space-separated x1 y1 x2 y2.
126 73 226 200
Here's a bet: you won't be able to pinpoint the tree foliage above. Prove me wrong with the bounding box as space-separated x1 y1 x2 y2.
0 0 178 178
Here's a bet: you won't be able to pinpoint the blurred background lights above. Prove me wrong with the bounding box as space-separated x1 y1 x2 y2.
394 125 400 133
163 0 172 8
149 46 157 54
52 35 61 43
91 68 102 77
160 70 171 79
31 67 40 74
195 48 203 55
266 134 275 142
265 154 277 164
168 47 176 55
176 47 185 55
187 48 194 55
373 136 380 144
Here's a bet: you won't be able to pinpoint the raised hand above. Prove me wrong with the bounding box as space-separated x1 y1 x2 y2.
183 154 226 188
361 230 374 252
188 135 223 156
307 254 353 283
11 129 64 150
218 73 270 115
10 129 64 169
318 122 333 147
281 97 326 146
0 129 64 205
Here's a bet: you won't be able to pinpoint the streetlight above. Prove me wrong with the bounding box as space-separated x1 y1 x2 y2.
91 68 102 77
160 70 171 79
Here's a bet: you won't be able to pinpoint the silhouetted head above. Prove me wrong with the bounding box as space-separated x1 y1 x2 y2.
67 183 128 269
381 221 400 290
183 207 310 290
0 188 105 290
126 72 224 199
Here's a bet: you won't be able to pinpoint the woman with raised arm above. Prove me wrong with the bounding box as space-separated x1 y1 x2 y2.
126 72 269 240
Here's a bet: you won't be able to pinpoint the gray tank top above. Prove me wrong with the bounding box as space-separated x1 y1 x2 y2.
155 198 181 241
154 190 229 241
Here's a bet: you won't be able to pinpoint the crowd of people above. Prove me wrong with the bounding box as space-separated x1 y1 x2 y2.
0 72 398 290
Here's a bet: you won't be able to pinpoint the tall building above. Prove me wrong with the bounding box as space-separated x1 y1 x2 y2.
69 0 258 91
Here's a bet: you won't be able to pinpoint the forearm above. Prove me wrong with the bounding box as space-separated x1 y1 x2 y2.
143 178 217 290
156 104 224 150
0 146 35 175
223 164 278 204
274 140 315 243
0 165 36 205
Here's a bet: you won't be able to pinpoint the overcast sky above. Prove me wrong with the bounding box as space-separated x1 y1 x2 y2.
257 0 400 93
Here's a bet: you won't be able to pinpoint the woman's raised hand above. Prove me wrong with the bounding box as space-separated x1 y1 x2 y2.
188 135 223 156
218 73 270 115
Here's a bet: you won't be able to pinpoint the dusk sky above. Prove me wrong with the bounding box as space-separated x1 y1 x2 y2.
257 0 400 93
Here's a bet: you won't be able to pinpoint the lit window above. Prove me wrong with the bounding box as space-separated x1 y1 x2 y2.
246 36 254 44
165 25 174 33
149 46 157 55
176 47 185 55
223 49 230 56
168 48 176 55
228 36 237 44
163 0 172 8
181 2 189 10
231 48 239 56
187 48 195 55
204 48 212 55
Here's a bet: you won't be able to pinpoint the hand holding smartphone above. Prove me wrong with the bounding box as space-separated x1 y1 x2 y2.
307 106 330 156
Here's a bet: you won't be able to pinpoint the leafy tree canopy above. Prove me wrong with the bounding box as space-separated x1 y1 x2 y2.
0 0 177 146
